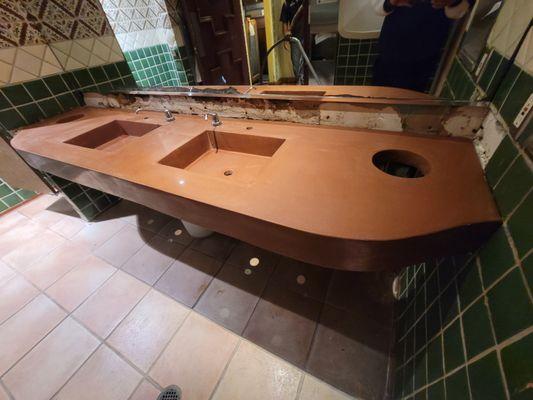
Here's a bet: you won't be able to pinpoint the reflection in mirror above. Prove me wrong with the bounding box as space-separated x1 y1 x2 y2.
98 0 526 103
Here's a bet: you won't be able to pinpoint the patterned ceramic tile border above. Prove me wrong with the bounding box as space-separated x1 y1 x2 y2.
0 177 36 213
0 44 63 85
100 0 171 34
124 43 188 87
334 37 378 86
49 35 124 72
115 27 177 52
0 0 113 48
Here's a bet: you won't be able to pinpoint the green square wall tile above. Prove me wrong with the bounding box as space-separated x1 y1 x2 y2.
415 318 427 351
462 297 494 358
116 61 131 76
493 156 533 217
38 98 62 118
23 80 52 101
61 72 79 90
414 351 427 390
2 85 32 106
478 50 502 92
485 136 518 188
487 267 533 343
523 253 532 292
468 352 506 400
73 69 95 87
479 228 515 288
0 184 12 197
0 202 8 213
0 92 10 110
445 367 470 400
57 93 78 111
508 191 533 258
43 75 68 94
426 301 441 340
443 319 465 373
501 332 533 400
500 72 533 127
103 63 120 80
457 259 482 308
0 108 26 130
3 193 22 207
440 283 459 325
427 380 445 400
89 66 107 84
414 389 427 400
17 103 44 124
403 359 414 395
492 64 520 110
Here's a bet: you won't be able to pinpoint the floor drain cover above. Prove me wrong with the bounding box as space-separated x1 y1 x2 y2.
158 385 182 400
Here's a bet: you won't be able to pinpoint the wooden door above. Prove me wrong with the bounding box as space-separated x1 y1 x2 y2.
181 0 251 85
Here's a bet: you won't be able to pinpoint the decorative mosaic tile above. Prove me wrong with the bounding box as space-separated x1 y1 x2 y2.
0 177 36 213
0 0 47 48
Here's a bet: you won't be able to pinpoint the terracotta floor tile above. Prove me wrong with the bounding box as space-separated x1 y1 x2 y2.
0 275 39 324
55 345 142 400
49 213 87 238
0 384 9 400
0 260 15 287
131 207 172 234
23 241 92 290
122 235 185 285
155 249 222 307
0 211 29 236
129 380 160 400
306 304 392 399
150 313 238 400
3 317 99 400
326 270 394 314
94 225 155 267
211 340 301 400
16 194 58 219
157 219 194 246
191 233 236 261
31 198 75 229
0 294 65 375
195 261 272 334
46 256 116 312
272 258 332 301
0 220 44 257
74 271 150 338
108 290 189 371
299 375 354 400
70 218 128 250
2 229 65 272
226 241 280 270
244 283 321 368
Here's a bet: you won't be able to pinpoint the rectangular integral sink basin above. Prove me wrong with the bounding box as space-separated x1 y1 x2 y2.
159 130 285 184
64 120 160 151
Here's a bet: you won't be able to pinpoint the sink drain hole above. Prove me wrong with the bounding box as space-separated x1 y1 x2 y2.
224 169 233 176
372 150 429 178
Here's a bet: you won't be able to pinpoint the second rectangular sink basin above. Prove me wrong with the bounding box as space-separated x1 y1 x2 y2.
64 120 160 151
159 130 285 184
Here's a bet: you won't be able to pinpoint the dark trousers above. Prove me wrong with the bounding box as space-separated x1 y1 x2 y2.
373 54 441 93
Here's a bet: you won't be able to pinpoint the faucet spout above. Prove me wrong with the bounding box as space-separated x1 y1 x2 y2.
164 109 175 122
203 112 222 127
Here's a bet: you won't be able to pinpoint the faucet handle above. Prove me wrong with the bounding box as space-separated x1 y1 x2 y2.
164 108 175 122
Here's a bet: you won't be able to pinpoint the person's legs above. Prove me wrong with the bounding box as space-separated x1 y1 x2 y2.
290 39 305 84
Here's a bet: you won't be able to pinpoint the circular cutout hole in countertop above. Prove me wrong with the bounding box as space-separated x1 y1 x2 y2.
55 114 85 124
372 150 429 178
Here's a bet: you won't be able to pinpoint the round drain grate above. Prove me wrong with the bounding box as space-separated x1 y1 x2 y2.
158 385 182 400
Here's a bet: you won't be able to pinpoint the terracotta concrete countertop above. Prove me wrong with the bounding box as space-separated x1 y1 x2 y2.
12 107 500 270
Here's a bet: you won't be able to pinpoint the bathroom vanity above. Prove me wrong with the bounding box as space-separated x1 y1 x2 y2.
11 104 500 271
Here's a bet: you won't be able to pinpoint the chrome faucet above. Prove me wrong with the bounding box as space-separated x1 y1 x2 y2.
203 112 222 127
135 106 142 114
164 109 175 122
